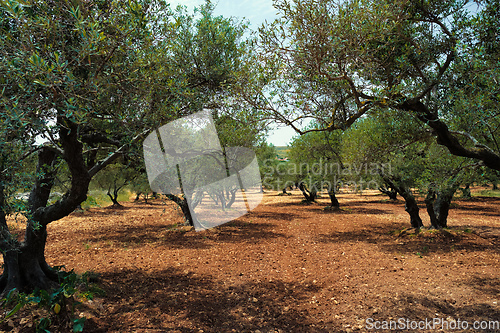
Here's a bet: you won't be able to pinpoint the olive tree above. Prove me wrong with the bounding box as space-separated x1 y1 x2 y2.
289 126 343 207
252 0 500 172
0 0 245 295
342 110 479 228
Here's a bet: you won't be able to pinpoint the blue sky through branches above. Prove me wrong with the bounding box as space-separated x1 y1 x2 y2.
169 0 295 146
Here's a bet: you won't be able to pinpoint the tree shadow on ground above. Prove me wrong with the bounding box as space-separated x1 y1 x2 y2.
315 206 394 215
465 274 500 298
70 207 129 217
266 198 395 215
315 223 500 256
84 267 334 332
452 205 500 217
338 199 403 206
83 220 289 250
244 210 299 221
315 223 407 245
380 293 500 333
449 197 500 217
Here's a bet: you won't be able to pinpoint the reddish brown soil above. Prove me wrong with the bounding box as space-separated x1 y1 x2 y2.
3 190 500 332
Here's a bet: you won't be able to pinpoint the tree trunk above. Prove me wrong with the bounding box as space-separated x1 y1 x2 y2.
1 148 61 295
380 173 423 228
0 226 59 294
166 194 195 226
425 183 459 229
378 184 398 200
225 188 238 209
1 113 145 296
298 181 317 202
1 118 93 296
107 183 124 207
328 190 340 208
425 189 439 228
327 182 340 209
403 194 424 229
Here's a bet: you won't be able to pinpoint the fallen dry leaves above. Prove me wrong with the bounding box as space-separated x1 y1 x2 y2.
3 190 500 332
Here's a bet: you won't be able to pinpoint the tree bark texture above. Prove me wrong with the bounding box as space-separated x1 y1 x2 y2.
0 118 103 295
400 100 500 171
380 174 423 228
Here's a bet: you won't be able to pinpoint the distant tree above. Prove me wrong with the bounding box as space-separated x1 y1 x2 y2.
342 111 479 228
94 162 137 207
261 160 299 194
130 172 152 203
289 127 342 208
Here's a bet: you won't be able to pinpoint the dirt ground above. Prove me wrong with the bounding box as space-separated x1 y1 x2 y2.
3 189 500 332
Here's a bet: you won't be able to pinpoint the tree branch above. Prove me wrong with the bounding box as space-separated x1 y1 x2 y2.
88 129 150 178
400 99 500 171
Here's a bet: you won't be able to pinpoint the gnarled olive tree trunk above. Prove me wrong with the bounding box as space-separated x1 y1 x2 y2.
378 183 398 200
0 119 135 296
165 194 196 227
298 181 318 202
0 123 92 295
327 183 340 209
379 173 423 229
425 182 459 229
400 100 500 171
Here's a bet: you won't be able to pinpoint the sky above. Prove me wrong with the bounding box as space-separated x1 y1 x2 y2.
167 0 278 31
168 0 296 146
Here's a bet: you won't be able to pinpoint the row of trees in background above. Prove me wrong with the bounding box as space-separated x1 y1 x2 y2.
249 0 499 229
266 111 496 229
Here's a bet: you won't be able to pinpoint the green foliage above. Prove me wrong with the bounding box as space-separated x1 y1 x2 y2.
214 113 266 148
254 0 500 171
149 1 251 118
0 268 103 332
0 0 252 211
81 190 132 209
80 195 99 210
287 123 345 195
255 141 278 176
341 110 478 194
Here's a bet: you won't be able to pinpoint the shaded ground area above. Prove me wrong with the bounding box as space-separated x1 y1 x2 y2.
3 190 500 332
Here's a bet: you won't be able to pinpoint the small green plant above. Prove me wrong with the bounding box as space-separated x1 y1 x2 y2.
0 267 104 332
81 195 100 210
416 246 429 258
